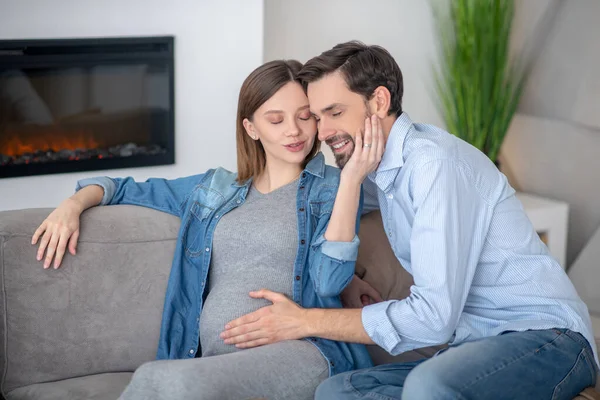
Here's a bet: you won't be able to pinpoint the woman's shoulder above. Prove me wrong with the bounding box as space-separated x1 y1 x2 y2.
199 167 240 189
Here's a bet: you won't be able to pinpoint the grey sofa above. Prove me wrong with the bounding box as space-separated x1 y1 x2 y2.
0 206 598 400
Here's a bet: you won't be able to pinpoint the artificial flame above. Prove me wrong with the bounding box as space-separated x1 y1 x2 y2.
0 130 99 157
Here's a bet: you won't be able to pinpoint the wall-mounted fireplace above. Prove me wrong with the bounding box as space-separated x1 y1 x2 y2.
0 36 175 179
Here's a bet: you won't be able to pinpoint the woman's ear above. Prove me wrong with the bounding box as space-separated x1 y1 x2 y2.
243 118 258 140
369 86 391 119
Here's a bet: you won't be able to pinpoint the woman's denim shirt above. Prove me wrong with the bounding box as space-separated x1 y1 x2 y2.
76 152 373 376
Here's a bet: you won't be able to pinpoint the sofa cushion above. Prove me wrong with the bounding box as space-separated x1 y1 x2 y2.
356 210 413 300
0 206 179 394
568 225 600 315
5 372 132 400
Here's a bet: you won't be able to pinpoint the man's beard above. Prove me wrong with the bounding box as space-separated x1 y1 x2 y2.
328 134 355 168
328 110 372 169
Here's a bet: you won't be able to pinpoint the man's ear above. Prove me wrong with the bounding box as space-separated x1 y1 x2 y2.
243 118 258 140
369 86 392 119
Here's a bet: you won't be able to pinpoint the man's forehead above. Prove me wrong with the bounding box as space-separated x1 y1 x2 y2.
307 74 351 113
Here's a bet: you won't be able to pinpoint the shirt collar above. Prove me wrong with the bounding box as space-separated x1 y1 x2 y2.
303 151 326 179
367 112 413 191
379 112 413 172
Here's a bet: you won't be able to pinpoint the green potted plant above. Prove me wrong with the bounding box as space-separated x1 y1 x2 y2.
431 0 529 165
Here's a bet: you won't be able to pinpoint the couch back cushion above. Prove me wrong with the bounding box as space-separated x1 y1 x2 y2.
0 206 179 394
356 210 413 301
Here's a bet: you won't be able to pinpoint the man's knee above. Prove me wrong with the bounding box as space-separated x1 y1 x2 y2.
315 372 349 400
402 360 458 400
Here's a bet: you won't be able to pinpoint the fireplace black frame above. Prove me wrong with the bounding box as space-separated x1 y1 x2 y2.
0 36 175 179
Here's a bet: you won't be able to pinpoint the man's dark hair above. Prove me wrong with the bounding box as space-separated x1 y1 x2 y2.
298 40 403 117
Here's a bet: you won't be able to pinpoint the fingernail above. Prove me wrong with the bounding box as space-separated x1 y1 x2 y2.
225 324 230 329
54 265 58 269
37 255 41 261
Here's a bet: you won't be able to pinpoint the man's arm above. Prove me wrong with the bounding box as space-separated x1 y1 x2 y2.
220 289 375 348
361 158 494 354
304 307 374 344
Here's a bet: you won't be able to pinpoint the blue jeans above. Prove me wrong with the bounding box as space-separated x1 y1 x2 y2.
315 329 598 400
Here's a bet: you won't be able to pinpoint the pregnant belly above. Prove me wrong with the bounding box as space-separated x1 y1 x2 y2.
199 285 290 357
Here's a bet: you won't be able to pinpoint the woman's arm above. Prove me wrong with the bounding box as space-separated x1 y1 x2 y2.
32 173 206 269
324 115 384 242
309 116 384 297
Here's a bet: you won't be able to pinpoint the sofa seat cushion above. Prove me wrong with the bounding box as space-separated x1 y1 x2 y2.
5 372 132 400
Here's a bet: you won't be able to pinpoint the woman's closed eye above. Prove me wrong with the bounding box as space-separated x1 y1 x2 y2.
298 111 312 121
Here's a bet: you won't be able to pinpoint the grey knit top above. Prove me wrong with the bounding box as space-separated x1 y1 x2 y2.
199 179 299 356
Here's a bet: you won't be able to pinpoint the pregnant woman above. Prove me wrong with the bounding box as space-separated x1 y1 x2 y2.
32 59 383 400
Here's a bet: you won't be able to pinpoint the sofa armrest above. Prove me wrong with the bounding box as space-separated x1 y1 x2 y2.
0 205 179 395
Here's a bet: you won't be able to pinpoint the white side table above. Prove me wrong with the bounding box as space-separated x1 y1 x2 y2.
516 192 569 269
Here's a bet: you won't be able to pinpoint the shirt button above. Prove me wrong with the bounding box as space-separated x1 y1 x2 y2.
329 361 335 367
295 275 301 281
388 231 393 238
302 173 306 178
236 199 241 204
300 239 305 245
387 194 394 199
299 186 305 190
299 207 305 212
215 215 219 218
189 349 194 355
205 247 210 252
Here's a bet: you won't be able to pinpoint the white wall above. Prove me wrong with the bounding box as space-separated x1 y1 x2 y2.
264 0 443 165
0 0 263 211
517 0 600 131
502 0 600 265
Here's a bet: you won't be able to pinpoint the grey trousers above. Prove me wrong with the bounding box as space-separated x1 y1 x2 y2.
118 340 329 400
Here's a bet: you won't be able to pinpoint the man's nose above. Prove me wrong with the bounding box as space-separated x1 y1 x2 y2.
318 119 336 142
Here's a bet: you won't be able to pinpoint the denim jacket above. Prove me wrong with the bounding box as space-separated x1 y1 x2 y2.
76 153 373 376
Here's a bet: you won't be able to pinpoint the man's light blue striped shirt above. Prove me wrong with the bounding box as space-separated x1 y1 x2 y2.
361 113 598 365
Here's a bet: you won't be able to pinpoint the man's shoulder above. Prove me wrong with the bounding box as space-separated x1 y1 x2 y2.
407 123 492 172
405 126 460 171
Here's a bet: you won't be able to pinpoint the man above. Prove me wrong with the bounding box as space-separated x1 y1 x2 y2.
221 41 598 399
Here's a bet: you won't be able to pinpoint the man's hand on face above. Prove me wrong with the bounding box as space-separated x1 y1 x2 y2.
341 274 384 308
220 289 309 349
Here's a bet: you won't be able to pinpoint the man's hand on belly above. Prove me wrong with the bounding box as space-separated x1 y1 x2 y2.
220 289 309 348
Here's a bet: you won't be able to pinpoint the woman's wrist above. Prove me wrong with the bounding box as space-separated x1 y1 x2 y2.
339 172 364 189
65 197 85 214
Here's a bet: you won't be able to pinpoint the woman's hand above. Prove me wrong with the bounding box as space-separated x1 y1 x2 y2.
341 114 385 185
32 197 84 269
